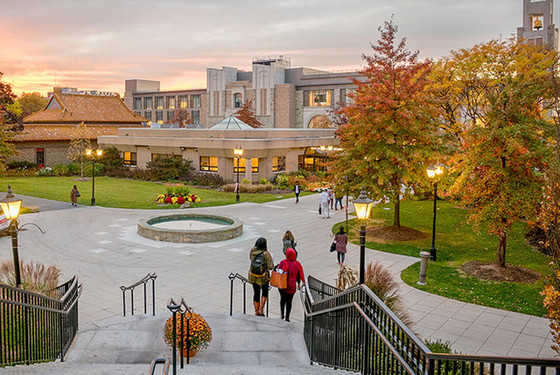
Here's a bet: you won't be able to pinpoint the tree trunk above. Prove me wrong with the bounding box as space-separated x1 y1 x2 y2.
394 194 400 228
80 161 84 178
497 232 507 268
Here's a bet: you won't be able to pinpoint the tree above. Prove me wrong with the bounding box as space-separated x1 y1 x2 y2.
169 108 191 127
235 100 262 128
332 19 442 227
17 92 48 118
0 72 18 173
444 38 556 267
67 122 91 177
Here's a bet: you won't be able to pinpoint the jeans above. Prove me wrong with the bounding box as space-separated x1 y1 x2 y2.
335 198 343 209
337 252 345 264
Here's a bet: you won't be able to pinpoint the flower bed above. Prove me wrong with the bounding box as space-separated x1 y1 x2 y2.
156 183 201 206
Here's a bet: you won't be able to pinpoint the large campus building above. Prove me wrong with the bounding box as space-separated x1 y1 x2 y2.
517 0 558 50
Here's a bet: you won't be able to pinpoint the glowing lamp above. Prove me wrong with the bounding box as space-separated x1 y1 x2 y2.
0 185 22 221
353 187 373 221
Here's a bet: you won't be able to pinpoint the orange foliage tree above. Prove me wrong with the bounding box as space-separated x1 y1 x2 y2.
235 100 262 128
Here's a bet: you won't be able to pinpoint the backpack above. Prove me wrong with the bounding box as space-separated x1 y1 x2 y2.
251 251 266 276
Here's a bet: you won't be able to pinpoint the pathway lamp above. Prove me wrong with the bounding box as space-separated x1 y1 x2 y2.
86 148 103 206
426 162 445 261
352 187 373 284
1 185 23 286
233 146 244 202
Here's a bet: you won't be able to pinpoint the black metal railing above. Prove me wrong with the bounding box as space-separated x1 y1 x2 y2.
302 275 560 375
149 357 169 375
228 272 269 317
120 273 157 317
167 297 193 375
0 276 81 366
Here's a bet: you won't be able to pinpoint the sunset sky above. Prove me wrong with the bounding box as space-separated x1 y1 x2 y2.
0 0 552 97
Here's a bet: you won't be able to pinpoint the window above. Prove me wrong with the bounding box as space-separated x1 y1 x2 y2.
167 110 174 121
304 90 333 107
36 148 44 167
192 110 200 124
200 156 218 172
191 95 201 108
133 98 142 111
179 96 189 109
166 96 176 109
123 152 137 166
144 111 152 121
233 158 259 173
308 115 333 129
144 97 153 110
155 96 164 110
251 158 258 173
233 93 242 108
155 110 164 123
531 14 544 30
273 156 286 172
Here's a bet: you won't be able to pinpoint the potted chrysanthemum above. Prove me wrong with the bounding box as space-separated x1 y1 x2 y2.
163 311 212 357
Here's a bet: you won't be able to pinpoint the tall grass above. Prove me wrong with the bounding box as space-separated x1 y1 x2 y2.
0 260 61 297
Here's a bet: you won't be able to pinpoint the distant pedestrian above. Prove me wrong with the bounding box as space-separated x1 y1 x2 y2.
70 185 79 206
277 248 305 322
334 185 344 210
319 190 330 219
328 188 334 209
334 226 348 265
294 181 301 204
248 237 274 316
282 230 297 255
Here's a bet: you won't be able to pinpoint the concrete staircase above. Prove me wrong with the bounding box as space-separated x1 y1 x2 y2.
2 311 341 375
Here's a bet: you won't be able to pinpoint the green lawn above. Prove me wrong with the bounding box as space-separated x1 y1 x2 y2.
2 176 293 209
336 200 550 316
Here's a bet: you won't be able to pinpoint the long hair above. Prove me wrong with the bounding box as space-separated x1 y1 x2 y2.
283 230 294 242
254 237 267 251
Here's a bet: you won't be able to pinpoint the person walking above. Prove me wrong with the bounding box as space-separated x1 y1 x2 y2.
282 230 297 255
319 189 330 219
70 185 79 206
294 181 301 204
334 185 344 210
277 248 305 322
328 188 334 210
334 226 348 265
248 237 274 316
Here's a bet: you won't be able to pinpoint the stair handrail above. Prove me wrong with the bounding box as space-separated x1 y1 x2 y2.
167 297 193 375
148 357 169 375
228 272 269 317
119 272 157 316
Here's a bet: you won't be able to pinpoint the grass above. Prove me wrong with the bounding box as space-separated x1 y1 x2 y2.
1 176 296 209
335 200 550 316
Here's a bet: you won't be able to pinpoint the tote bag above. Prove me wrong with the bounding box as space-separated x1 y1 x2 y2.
270 268 288 289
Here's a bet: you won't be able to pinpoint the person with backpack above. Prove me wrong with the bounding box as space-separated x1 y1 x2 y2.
248 237 274 316
282 230 297 255
277 248 305 322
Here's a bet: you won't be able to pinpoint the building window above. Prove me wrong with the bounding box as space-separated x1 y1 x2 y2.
191 95 201 108
155 110 164 123
308 115 333 129
234 158 258 173
531 14 544 31
251 158 259 173
233 93 242 108
179 96 189 109
155 96 164 110
234 157 245 173
273 156 286 172
200 156 218 172
304 90 333 107
192 110 200 124
144 111 152 121
151 153 175 161
166 96 176 109
36 148 45 167
133 98 142 111
167 110 174 121
123 152 137 166
144 97 153 110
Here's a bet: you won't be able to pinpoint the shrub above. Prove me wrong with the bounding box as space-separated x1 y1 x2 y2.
163 311 212 355
7 161 39 171
52 164 70 176
82 163 105 177
424 339 454 354
259 178 269 185
35 167 53 176
67 163 82 175
189 171 225 187
0 260 61 297
241 178 251 185
146 157 194 181
221 183 274 193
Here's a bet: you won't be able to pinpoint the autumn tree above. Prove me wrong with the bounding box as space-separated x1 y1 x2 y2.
17 92 48 118
0 72 18 172
170 108 191 127
67 122 91 177
235 100 262 128
332 19 442 227
444 38 556 267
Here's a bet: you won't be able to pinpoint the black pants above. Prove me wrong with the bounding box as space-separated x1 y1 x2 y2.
337 252 345 264
335 198 343 209
295 193 300 202
252 282 269 302
279 289 295 320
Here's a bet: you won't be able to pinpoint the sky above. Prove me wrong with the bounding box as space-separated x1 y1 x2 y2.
0 0 552 97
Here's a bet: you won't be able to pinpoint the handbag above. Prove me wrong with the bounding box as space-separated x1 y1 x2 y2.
318 205 322 215
330 241 337 252
270 266 288 289
76 191 81 198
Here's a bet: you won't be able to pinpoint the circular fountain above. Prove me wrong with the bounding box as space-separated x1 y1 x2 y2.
137 213 243 243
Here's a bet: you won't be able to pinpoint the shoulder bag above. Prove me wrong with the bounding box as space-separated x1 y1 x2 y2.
270 264 288 289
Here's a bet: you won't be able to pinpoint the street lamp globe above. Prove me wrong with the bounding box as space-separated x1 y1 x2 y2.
352 187 373 221
0 185 22 220
233 147 244 157
426 163 444 179
85 148 93 157
96 149 103 157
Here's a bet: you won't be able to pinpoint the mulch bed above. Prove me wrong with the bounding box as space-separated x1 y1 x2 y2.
460 261 541 283
357 225 428 243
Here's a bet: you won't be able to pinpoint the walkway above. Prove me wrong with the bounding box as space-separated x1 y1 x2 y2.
0 192 555 371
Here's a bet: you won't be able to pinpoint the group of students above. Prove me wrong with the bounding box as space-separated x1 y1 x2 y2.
318 187 344 219
248 231 304 322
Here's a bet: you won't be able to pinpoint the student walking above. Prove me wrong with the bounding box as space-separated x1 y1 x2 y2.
334 185 344 210
319 190 330 218
248 237 274 316
277 248 305 322
334 226 348 265
282 230 297 255
294 181 301 204
70 185 79 206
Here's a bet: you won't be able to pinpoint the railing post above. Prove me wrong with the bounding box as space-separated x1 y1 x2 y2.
333 311 338 370
144 283 147 314
180 311 184 369
186 314 191 365
309 316 314 365
122 289 126 317
172 310 177 375
152 276 156 316
243 281 246 315
59 304 64 362
131 289 134 316
229 277 234 316
23 293 30 365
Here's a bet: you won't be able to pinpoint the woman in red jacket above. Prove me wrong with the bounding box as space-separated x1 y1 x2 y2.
277 248 305 322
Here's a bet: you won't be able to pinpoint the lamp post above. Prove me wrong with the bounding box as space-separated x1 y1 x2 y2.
233 146 244 202
352 187 373 284
426 162 445 261
86 148 103 206
1 185 23 286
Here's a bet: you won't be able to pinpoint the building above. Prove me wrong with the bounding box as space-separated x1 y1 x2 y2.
517 0 558 50
11 90 146 167
124 79 207 126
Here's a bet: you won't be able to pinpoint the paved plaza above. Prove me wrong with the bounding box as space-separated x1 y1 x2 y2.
0 192 556 372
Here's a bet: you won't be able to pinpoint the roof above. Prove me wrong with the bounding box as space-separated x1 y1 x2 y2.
24 93 147 124
209 115 254 130
12 124 124 142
